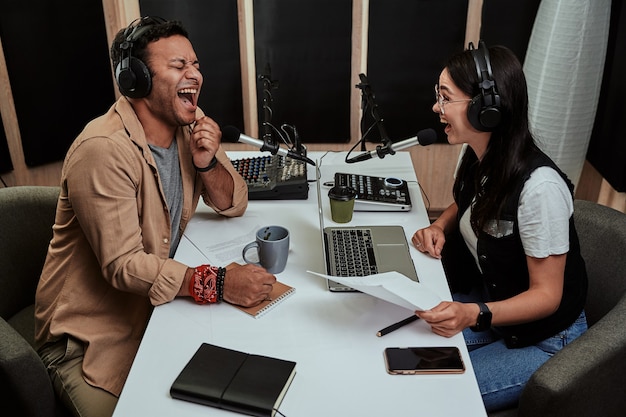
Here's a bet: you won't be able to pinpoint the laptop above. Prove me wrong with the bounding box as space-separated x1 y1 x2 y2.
316 162 419 292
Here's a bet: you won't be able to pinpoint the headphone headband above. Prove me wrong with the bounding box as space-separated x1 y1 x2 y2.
123 16 167 44
115 16 167 98
467 40 501 131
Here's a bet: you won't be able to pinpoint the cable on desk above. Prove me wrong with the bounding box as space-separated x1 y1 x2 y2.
406 179 432 219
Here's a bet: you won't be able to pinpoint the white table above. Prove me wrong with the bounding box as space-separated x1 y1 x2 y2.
112 151 487 417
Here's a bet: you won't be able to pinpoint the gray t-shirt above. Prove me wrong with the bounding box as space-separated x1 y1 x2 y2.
149 139 183 257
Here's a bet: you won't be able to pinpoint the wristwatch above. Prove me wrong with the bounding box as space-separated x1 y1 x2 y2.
470 302 492 332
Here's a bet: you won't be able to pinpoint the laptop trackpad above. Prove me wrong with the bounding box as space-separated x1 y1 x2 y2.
376 244 418 282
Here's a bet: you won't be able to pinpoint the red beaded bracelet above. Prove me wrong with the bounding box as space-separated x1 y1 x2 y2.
189 265 219 304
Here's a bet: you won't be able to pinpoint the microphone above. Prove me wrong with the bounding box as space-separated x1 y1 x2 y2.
222 125 315 165
346 128 437 163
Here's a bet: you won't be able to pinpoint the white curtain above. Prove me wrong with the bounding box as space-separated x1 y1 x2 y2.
524 0 611 188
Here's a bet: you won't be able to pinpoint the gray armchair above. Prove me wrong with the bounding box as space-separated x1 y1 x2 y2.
0 186 70 417
490 199 626 417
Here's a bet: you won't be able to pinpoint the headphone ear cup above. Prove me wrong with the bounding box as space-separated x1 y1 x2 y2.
467 94 501 132
479 105 501 131
115 57 152 98
467 95 485 131
115 57 135 93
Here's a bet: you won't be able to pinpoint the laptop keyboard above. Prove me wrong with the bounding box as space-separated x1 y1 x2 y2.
330 229 378 276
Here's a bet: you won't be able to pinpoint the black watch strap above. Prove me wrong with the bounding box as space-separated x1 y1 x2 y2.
470 302 492 332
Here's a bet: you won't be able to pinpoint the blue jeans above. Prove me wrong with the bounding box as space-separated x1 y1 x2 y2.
453 291 588 412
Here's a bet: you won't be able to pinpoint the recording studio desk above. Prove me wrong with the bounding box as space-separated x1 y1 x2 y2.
112 151 487 417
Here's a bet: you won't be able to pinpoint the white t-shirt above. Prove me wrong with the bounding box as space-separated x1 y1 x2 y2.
460 166 573 269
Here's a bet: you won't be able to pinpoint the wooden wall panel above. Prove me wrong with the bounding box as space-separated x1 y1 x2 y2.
0 110 11 174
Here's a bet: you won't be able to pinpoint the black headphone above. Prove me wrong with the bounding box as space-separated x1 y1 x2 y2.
467 40 501 132
115 16 167 98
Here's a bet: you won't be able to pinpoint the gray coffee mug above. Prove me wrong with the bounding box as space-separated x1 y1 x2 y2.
242 225 290 274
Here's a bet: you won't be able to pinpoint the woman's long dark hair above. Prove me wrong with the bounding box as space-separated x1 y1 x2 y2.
449 45 542 234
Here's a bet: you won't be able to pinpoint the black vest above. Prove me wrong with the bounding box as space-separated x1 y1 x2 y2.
446 149 587 348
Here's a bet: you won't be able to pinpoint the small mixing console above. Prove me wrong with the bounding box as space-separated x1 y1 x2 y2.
231 155 309 200
334 172 412 211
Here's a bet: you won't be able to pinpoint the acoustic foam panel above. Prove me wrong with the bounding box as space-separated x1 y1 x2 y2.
0 0 115 167
253 0 352 143
139 0 244 137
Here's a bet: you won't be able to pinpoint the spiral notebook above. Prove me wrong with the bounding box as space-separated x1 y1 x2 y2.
234 281 295 318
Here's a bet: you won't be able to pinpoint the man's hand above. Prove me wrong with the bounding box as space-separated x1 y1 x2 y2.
223 263 277 307
190 116 221 169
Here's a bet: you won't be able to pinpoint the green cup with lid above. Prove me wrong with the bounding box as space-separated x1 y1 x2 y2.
328 185 357 223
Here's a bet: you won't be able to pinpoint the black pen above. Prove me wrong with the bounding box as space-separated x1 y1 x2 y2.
376 315 419 337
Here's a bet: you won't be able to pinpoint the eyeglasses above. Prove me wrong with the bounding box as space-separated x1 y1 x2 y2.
435 84 471 115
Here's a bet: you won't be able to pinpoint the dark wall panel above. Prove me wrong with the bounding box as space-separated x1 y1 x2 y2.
253 0 353 143
588 0 626 192
367 0 468 144
367 0 542 145
0 0 114 167
481 0 541 63
139 0 244 135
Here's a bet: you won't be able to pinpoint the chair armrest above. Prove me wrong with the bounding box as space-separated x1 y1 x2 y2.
0 318 57 417
519 295 626 417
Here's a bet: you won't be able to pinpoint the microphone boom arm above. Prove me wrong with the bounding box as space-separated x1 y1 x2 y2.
257 63 308 161
259 64 280 155
356 73 391 149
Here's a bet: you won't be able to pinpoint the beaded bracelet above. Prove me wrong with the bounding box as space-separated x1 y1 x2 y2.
216 267 226 302
189 264 219 304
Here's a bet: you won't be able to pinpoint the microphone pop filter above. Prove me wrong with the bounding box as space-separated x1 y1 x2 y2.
221 125 241 143
417 128 437 146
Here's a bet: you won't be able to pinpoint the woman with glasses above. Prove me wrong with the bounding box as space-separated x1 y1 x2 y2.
411 42 588 412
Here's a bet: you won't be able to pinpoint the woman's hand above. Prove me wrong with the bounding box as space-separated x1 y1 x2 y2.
412 202 458 259
412 224 446 259
417 301 480 337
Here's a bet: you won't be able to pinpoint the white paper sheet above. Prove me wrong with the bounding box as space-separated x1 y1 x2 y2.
182 214 262 265
307 271 442 311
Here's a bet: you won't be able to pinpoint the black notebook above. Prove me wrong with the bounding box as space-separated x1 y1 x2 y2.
170 343 297 417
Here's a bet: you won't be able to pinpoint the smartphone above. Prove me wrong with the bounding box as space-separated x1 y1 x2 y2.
383 347 465 375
